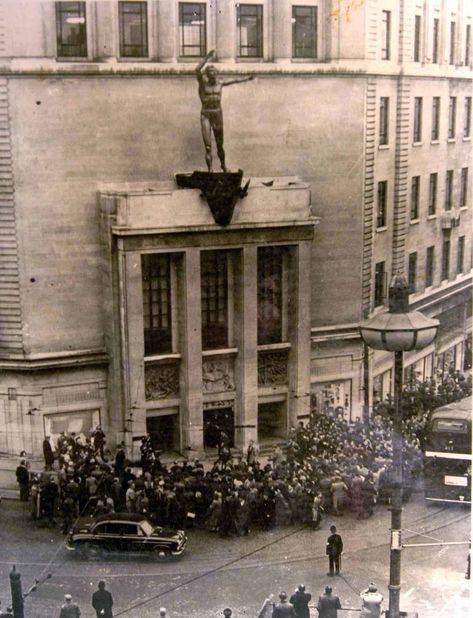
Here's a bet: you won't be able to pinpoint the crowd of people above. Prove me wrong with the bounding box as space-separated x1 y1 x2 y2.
13 371 470 537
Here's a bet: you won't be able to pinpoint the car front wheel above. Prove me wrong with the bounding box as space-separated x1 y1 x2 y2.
153 546 171 560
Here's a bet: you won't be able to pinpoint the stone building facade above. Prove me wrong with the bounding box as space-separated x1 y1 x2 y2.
0 0 471 457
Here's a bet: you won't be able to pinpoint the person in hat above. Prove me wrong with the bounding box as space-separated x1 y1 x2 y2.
43 435 54 470
316 586 342 618
91 580 113 617
326 525 343 576
223 609 232 617
272 591 295 617
360 583 383 618
59 593 81 617
290 584 311 618
159 609 167 617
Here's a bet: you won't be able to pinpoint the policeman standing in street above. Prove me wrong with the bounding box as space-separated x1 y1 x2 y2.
91 580 113 618
326 525 343 576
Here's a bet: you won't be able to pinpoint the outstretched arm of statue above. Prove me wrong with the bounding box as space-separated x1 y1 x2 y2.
196 49 215 75
222 75 255 87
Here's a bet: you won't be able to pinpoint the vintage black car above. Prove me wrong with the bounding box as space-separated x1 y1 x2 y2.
67 513 187 559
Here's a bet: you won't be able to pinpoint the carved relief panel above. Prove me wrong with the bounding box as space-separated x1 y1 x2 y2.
202 355 235 393
145 363 180 400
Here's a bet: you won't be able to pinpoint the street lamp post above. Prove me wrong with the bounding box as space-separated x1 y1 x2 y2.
360 274 439 618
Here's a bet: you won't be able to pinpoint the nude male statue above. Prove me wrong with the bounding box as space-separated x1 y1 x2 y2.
196 50 254 172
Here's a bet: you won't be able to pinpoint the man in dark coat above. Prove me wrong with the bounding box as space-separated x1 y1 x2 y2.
326 525 343 576
91 580 113 618
290 584 311 618
16 460 30 501
272 591 295 617
43 436 54 470
316 586 341 618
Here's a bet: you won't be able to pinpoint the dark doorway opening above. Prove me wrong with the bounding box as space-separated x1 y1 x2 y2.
258 401 286 442
203 407 234 448
146 415 178 452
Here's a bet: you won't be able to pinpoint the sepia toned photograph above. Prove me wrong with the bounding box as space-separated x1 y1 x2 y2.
0 1 471 616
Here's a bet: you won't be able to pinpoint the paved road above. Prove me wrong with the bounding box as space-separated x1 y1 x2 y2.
0 494 470 617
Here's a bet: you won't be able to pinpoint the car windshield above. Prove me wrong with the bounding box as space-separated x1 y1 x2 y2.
140 520 154 536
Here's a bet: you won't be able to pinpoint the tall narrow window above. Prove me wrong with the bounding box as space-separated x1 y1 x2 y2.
428 173 438 215
445 170 454 210
374 262 386 308
379 97 389 145
408 252 417 293
292 6 317 59
460 167 469 207
442 239 450 281
410 176 420 220
237 4 263 58
142 254 172 355
381 10 391 60
449 21 456 65
258 246 284 344
377 181 387 228
426 246 435 287
201 251 228 349
457 236 465 274
464 97 472 138
414 15 421 62
414 97 423 142
431 97 440 140
432 18 439 63
56 1 87 57
466 24 471 66
179 2 206 57
448 96 457 139
119 2 148 58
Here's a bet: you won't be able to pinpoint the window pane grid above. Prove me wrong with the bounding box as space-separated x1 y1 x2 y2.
238 4 263 58
410 176 420 220
457 237 465 274
258 246 283 344
426 246 435 287
464 97 472 138
460 168 468 207
179 3 207 57
448 97 456 138
442 240 450 281
377 181 387 228
432 97 440 140
414 97 423 142
414 15 421 62
142 254 172 355
408 252 417 293
445 170 453 210
379 97 389 145
292 6 317 58
56 1 87 57
119 2 148 58
428 173 437 215
433 18 439 63
201 251 228 349
374 262 385 307
381 10 391 60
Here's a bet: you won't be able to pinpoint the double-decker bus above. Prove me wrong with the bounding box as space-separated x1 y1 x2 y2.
424 396 472 504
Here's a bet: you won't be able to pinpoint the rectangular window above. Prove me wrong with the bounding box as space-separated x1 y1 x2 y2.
381 10 391 60
431 97 440 140
445 170 454 211
201 250 228 350
466 24 471 66
460 167 468 207
448 96 456 139
56 1 87 57
179 2 206 57
433 18 439 63
414 97 423 142
377 181 387 228
426 246 435 287
442 239 450 281
428 172 438 215
379 97 389 145
450 21 456 65
237 4 263 58
464 97 472 138
142 254 172 355
292 6 317 59
410 176 420 220
258 246 284 344
457 236 465 275
408 252 417 293
414 15 421 62
374 262 385 308
119 2 148 58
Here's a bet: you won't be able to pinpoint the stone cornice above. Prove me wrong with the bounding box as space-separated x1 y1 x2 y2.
0 349 109 371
